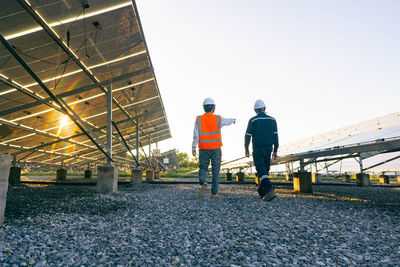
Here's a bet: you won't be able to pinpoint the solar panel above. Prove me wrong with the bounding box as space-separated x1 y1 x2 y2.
0 0 171 168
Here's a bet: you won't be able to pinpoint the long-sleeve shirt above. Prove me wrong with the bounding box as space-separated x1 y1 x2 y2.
192 114 235 149
245 112 279 153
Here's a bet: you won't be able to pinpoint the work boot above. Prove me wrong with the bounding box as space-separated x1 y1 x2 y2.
210 194 220 199
198 183 207 198
257 176 270 199
262 188 277 202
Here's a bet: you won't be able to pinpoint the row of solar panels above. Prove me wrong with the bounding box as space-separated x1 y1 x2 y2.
0 0 171 168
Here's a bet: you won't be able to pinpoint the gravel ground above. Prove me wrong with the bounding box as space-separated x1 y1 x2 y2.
1 182 400 266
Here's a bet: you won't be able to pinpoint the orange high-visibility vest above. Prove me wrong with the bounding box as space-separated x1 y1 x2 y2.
197 113 222 149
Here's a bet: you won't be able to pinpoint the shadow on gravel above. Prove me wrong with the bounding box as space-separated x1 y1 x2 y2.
5 184 136 220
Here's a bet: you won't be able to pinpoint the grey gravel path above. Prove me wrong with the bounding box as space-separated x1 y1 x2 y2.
1 183 400 266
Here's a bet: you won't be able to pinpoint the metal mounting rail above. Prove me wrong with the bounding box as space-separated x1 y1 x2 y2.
112 121 140 166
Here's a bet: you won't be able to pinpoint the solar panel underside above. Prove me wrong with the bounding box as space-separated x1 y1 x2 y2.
0 0 171 168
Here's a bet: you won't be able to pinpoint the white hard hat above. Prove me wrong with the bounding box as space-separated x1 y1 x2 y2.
254 99 266 109
203 97 215 106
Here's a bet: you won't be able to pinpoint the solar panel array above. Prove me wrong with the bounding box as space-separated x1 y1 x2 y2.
222 111 400 172
279 112 400 155
0 0 171 168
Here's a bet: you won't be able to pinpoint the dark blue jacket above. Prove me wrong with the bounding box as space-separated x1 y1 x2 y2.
245 112 279 153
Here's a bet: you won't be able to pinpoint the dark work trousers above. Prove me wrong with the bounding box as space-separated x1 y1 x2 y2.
198 148 222 195
253 146 273 192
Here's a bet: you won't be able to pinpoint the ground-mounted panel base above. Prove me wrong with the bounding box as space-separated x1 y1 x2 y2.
0 154 11 225
84 170 92 179
237 172 244 182
56 169 67 181
97 166 118 193
293 171 312 193
312 173 321 183
131 169 143 184
379 175 389 184
9 166 21 184
356 173 370 187
342 174 350 182
146 170 154 182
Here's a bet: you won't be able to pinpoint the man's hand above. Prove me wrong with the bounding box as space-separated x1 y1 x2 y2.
245 150 250 157
192 148 196 157
272 152 277 161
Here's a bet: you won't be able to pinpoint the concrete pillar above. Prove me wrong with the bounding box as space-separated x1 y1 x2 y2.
97 166 118 192
154 170 160 180
342 174 351 182
237 172 245 182
226 172 232 181
379 174 389 184
84 170 92 179
356 173 370 187
312 173 321 183
146 170 154 181
286 173 293 181
131 169 142 184
9 166 21 184
293 171 312 193
1 154 11 225
56 168 67 181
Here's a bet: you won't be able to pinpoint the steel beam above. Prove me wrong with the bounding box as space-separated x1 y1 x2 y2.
112 121 139 166
106 84 113 166
136 118 140 168
363 154 400 171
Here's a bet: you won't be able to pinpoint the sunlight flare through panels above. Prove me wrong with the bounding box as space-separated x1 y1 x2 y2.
0 0 171 167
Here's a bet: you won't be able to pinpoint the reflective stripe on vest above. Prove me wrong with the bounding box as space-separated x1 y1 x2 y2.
197 113 222 149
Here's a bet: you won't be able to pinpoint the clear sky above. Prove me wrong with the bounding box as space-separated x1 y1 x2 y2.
136 0 400 161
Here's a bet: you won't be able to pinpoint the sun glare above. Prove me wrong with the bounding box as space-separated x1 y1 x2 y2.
56 115 69 136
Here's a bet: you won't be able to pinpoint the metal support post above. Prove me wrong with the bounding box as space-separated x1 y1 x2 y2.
12 155 17 167
148 132 152 167
107 84 113 166
299 159 305 171
359 156 363 173
136 119 140 168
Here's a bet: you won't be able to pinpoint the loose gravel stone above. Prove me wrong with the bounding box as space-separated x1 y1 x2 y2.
1 183 399 266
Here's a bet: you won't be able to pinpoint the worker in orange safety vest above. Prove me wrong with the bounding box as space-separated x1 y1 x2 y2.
192 97 236 199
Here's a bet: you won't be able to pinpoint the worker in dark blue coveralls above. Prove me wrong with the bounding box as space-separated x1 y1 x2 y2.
244 99 279 201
